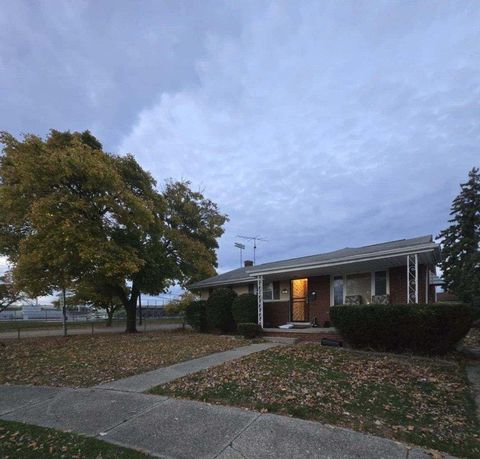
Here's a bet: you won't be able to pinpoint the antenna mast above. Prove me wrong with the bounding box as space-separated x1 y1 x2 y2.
234 242 245 267
236 235 267 265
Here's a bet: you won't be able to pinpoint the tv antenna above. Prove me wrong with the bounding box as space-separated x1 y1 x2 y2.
234 242 245 267
236 235 267 265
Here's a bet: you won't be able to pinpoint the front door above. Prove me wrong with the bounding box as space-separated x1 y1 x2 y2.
291 278 308 322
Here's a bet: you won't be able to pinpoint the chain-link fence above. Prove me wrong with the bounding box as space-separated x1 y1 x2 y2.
0 316 185 339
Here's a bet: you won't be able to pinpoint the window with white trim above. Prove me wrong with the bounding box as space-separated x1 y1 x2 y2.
263 281 280 301
374 271 387 296
346 273 371 303
333 276 344 305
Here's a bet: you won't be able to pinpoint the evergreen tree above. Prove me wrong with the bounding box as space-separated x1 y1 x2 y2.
439 167 480 305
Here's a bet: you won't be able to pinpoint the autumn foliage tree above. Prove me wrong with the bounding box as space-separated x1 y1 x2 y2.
71 277 124 327
0 272 24 313
0 130 227 332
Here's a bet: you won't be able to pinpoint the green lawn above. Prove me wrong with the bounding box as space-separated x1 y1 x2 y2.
0 419 151 458
151 343 480 458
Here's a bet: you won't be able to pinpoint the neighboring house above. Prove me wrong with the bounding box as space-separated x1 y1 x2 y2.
189 235 442 328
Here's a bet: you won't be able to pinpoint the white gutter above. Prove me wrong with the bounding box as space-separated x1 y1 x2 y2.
247 244 440 277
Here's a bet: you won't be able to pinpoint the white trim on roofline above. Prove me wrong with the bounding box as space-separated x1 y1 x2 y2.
247 244 439 276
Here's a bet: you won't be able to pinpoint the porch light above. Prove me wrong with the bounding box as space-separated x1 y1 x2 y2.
281 288 288 295
311 291 317 298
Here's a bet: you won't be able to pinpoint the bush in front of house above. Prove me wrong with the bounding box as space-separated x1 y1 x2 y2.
184 300 207 332
232 293 258 325
330 303 475 354
206 288 237 332
238 322 262 339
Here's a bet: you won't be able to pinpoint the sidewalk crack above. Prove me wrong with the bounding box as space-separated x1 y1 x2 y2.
212 412 261 459
96 397 170 438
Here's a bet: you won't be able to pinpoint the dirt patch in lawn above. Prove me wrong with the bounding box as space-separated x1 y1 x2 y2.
153 343 480 458
0 331 246 388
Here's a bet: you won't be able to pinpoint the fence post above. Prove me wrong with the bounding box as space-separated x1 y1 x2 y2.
17 328 20 340
91 322 94 335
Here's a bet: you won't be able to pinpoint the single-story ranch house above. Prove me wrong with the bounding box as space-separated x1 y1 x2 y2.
189 235 443 328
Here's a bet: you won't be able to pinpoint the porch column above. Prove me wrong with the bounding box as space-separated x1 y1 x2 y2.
407 254 418 303
257 275 264 328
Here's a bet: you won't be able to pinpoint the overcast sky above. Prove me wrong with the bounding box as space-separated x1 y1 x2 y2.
1 1 479 280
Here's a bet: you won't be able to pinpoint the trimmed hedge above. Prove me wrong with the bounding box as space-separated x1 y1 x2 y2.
184 300 207 332
238 322 262 339
232 294 258 325
330 303 475 354
206 288 237 332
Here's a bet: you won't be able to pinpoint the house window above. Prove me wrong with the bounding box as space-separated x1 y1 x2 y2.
346 273 371 303
248 283 255 295
333 276 344 305
263 281 280 301
374 271 387 296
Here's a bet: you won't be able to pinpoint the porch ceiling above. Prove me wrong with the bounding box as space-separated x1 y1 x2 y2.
254 251 435 282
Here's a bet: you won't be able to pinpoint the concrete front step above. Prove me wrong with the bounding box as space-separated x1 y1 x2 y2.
263 330 343 344
263 336 299 344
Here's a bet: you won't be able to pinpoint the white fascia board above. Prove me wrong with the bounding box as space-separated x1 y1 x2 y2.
247 245 439 277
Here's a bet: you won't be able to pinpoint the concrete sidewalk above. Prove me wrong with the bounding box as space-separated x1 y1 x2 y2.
0 384 447 459
96 342 280 393
0 322 182 340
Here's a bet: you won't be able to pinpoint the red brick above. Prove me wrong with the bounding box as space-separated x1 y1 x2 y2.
308 275 330 326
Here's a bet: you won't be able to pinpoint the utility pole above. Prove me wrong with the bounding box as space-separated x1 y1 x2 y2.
61 287 68 337
138 292 142 326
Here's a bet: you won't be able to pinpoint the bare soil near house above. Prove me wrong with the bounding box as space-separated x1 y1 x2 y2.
0 330 246 387
152 343 480 458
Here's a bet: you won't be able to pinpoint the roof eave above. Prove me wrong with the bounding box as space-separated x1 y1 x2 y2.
247 243 441 276
188 277 252 290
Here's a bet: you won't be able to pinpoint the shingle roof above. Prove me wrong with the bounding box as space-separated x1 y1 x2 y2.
188 235 438 289
249 235 435 273
188 267 252 289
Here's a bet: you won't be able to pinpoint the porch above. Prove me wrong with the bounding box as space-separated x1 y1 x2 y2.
262 326 343 344
251 248 441 329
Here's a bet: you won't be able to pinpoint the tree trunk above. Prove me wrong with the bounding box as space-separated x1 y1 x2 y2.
106 308 113 327
125 286 139 333
62 287 68 337
125 301 137 332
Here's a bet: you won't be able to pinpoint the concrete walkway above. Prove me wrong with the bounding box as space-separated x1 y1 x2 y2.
0 384 448 459
466 361 480 423
96 342 280 393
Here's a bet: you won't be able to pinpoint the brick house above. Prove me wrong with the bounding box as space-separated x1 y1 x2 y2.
188 235 441 328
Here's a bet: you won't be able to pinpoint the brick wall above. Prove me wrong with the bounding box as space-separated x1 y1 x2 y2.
263 301 289 327
308 275 330 326
389 264 431 304
437 291 458 302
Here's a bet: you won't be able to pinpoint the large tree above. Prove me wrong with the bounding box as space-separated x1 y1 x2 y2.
439 167 480 305
71 277 124 327
0 130 227 332
0 272 24 313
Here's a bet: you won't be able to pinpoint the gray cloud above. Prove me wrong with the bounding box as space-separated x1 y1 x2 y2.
118 1 480 270
1 1 479 276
